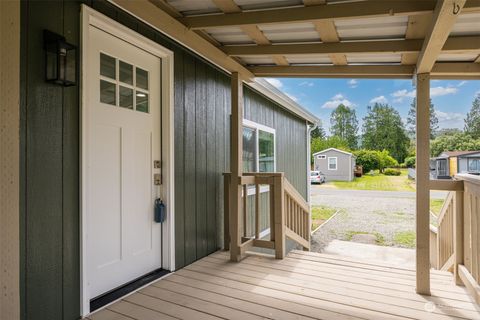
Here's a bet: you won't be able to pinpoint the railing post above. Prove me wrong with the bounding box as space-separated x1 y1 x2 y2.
273 173 285 259
229 72 243 262
415 72 431 295
454 189 465 285
223 173 231 251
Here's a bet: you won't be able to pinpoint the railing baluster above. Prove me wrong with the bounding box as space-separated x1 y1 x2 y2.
243 184 247 238
270 181 275 242
255 183 260 239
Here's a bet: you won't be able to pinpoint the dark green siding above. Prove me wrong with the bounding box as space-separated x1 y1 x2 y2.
20 1 306 319
20 1 80 319
244 87 309 199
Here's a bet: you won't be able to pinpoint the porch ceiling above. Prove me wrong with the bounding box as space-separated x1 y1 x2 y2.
147 0 480 79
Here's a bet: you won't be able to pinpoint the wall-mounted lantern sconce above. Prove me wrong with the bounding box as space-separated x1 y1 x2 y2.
44 30 77 87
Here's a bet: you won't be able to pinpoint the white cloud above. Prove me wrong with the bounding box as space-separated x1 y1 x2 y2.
391 89 416 103
369 95 388 104
430 86 458 97
458 81 467 87
321 94 356 109
299 81 314 87
436 111 465 129
265 78 283 89
348 79 358 88
391 85 459 103
286 93 299 102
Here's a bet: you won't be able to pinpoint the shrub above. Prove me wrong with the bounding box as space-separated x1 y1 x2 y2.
404 156 416 168
377 150 398 172
384 168 401 176
354 150 380 173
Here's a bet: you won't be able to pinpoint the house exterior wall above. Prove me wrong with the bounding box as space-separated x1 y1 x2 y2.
313 149 353 181
459 156 480 173
459 158 468 173
449 157 458 176
244 87 308 199
19 1 310 318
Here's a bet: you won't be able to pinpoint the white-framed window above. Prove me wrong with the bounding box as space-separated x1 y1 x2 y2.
468 159 480 172
317 155 326 159
242 119 276 173
328 157 337 170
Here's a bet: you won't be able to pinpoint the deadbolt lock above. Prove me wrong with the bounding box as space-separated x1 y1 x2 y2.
154 160 161 169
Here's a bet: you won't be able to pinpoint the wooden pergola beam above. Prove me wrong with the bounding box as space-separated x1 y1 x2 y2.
180 1 480 30
222 36 480 56
112 0 254 80
249 63 480 79
212 0 289 66
416 0 466 73
302 0 347 66
401 13 432 65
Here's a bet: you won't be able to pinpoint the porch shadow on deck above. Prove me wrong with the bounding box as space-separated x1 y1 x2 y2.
87 250 479 320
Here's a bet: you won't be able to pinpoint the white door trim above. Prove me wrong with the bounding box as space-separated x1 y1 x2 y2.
80 5 175 316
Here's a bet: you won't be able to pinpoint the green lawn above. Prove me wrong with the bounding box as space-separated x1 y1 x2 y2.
393 231 416 248
311 205 337 231
430 198 445 216
331 169 414 192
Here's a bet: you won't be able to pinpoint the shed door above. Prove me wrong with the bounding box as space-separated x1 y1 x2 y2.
84 25 162 299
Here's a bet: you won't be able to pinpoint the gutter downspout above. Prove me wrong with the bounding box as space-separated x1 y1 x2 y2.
306 121 317 204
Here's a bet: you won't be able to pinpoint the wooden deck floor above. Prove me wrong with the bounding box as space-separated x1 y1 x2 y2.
87 250 479 320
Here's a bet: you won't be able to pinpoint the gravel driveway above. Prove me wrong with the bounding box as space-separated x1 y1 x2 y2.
310 187 438 252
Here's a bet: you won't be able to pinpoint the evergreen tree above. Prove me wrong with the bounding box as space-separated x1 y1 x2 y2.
465 94 480 139
330 104 359 149
362 103 410 162
406 98 439 139
310 124 326 139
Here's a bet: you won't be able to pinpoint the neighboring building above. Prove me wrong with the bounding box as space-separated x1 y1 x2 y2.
431 151 480 179
313 148 356 182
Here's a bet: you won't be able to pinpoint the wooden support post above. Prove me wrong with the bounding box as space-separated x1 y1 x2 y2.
223 173 231 250
273 174 285 259
416 73 431 295
229 72 244 262
454 190 465 285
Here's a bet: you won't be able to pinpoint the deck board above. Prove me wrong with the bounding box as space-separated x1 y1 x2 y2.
86 250 479 320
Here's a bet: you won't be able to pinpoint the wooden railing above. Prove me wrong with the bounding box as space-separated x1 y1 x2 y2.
430 174 480 304
459 174 480 304
436 192 455 270
223 172 310 260
284 178 311 250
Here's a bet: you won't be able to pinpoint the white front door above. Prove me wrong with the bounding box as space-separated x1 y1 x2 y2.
84 25 162 299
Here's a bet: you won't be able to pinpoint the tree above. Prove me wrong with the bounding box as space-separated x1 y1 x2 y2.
354 149 398 173
354 150 380 173
330 104 359 150
362 103 410 163
377 150 398 173
465 94 480 139
310 124 326 139
406 98 439 139
437 128 463 137
310 136 349 164
431 132 480 157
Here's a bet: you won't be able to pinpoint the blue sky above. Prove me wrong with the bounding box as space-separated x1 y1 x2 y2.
264 78 480 134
